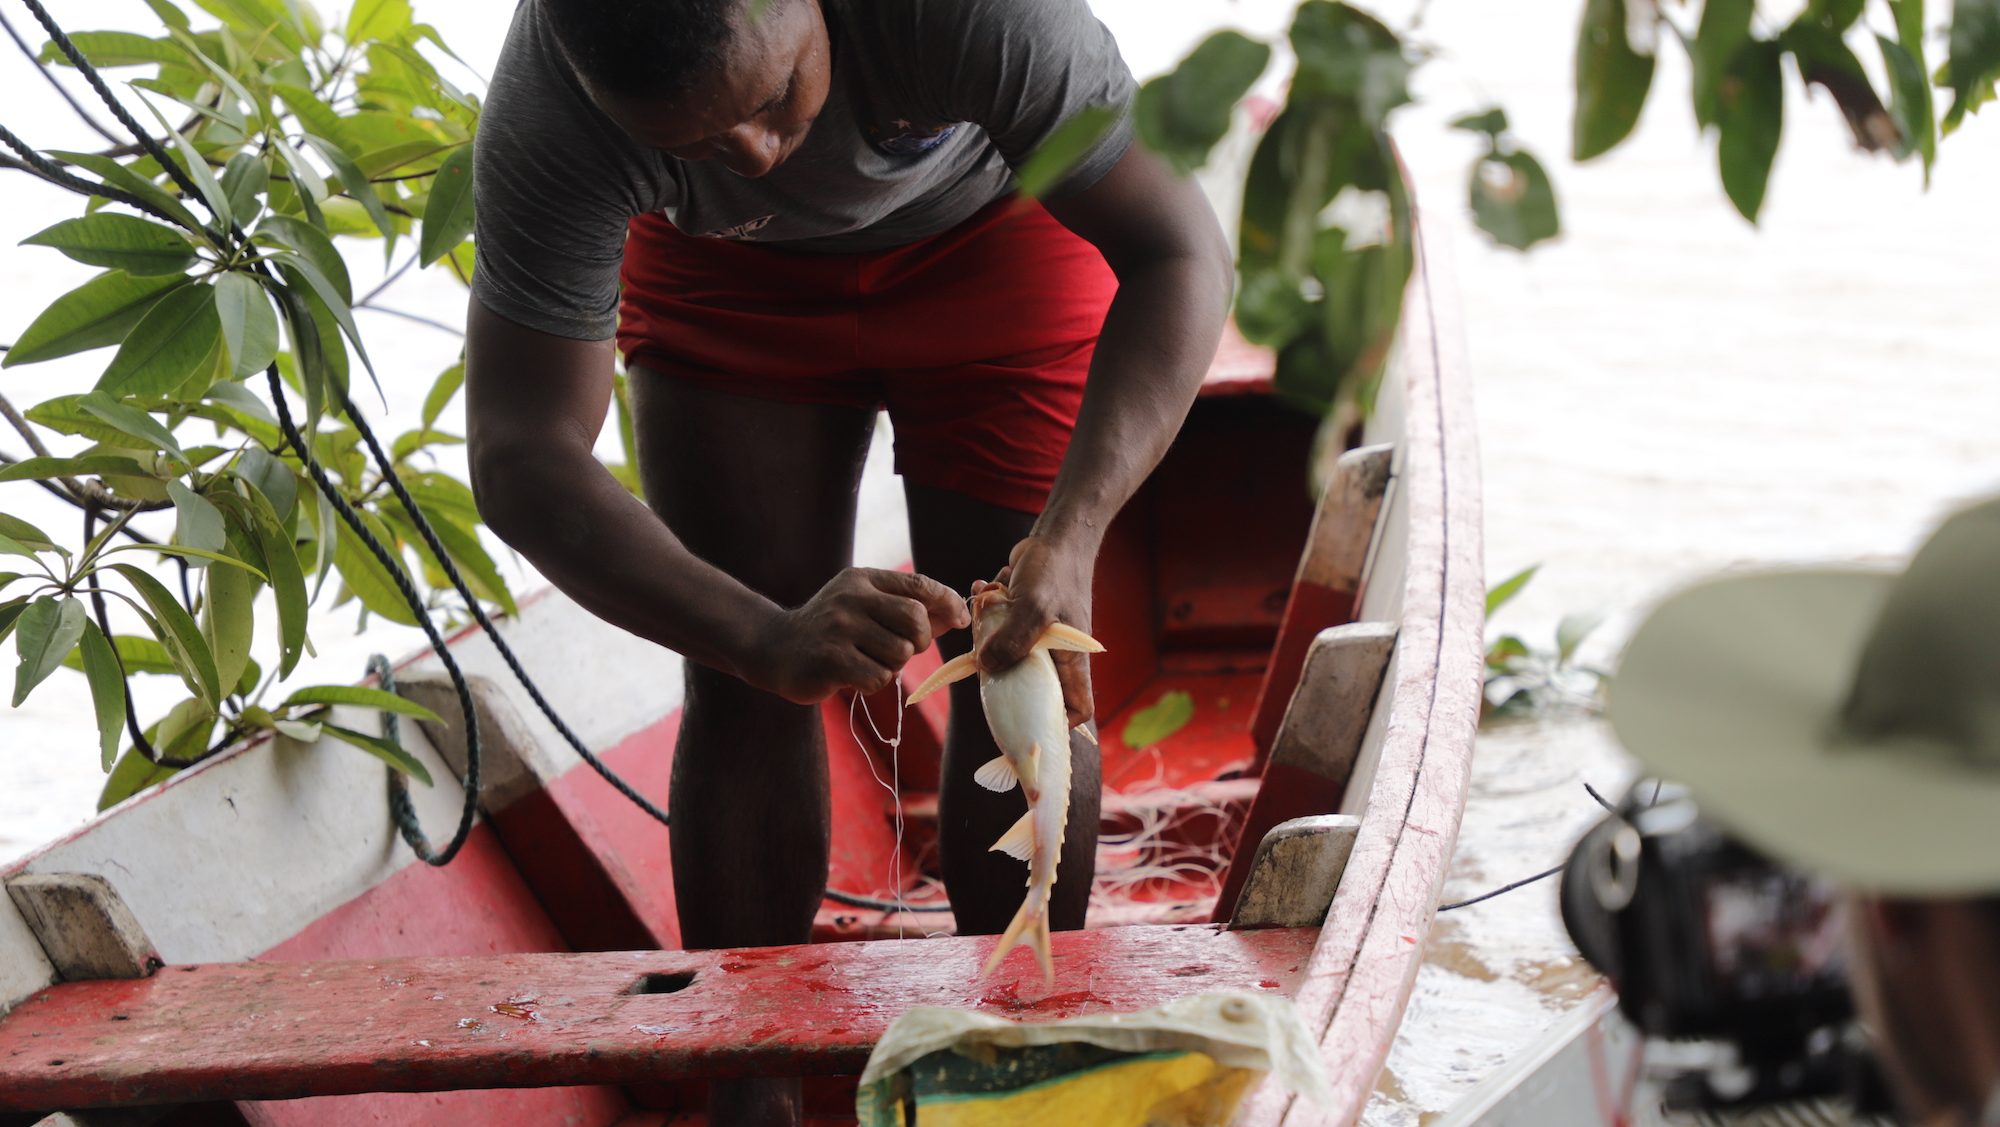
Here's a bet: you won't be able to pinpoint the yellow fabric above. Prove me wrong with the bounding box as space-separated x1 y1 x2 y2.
903 1051 1259 1127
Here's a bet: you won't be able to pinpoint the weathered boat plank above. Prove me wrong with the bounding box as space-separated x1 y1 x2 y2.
0 925 1315 1112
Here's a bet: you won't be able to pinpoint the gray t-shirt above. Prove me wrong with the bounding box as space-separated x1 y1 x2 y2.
471 0 1137 341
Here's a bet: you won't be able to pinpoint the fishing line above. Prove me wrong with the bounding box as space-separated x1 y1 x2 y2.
850 681 910 938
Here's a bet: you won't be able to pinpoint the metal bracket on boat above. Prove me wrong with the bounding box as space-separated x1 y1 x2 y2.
1233 814 1364 929
4 873 159 984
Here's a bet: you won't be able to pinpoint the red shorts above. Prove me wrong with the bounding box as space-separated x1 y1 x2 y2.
616 199 1118 514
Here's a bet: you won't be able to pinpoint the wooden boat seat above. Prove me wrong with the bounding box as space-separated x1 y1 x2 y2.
0 925 1316 1114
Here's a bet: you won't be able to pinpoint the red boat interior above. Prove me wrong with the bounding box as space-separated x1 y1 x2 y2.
0 354 1387 1126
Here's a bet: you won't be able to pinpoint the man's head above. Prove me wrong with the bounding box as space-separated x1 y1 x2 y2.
541 0 831 178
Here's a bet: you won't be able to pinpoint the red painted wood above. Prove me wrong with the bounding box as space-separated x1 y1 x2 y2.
1248 581 1360 761
0 926 1316 1111
1149 398 1316 654
260 825 570 963
1097 671 1263 794
248 825 636 1127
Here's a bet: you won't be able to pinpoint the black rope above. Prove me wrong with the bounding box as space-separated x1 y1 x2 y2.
370 653 478 865
824 888 954 914
1437 863 1566 913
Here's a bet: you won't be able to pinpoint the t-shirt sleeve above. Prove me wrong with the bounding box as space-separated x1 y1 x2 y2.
930 0 1138 198
470 1 669 341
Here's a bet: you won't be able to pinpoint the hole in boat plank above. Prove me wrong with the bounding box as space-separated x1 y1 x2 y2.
625 972 696 995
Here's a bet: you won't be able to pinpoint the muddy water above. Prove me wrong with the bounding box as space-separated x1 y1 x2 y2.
3 1 1998 1120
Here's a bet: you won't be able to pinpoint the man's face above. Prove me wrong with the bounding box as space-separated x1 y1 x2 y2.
584 0 831 179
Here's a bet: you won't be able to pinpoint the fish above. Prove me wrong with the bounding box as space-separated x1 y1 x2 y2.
907 583 1105 984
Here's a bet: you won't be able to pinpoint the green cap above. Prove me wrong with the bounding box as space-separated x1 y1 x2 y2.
1608 498 2000 894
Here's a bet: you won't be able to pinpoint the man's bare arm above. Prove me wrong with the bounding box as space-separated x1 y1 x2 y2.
462 297 966 699
976 143 1235 718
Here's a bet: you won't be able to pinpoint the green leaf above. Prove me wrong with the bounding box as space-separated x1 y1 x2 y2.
39 31 187 68
201 559 257 702
347 0 414 42
270 134 328 213
166 480 227 560
0 513 62 554
241 482 308 676
1468 149 1561 251
99 741 182 811
97 284 223 396
1557 610 1606 663
1289 2 1411 124
1573 0 1656 160
418 141 476 266
273 718 321 742
77 392 188 465
1485 634 1532 670
0 598 28 643
1803 0 1868 30
21 213 198 276
1449 107 1509 136
319 722 433 785
1717 39 1785 222
1010 106 1120 199
1786 22 1899 152
3 271 189 368
137 96 232 228
238 448 298 525
219 152 269 224
117 543 269 578
405 500 516 617
306 135 395 242
12 597 86 707
333 512 418 626
1880 34 1937 172
1692 0 1753 128
214 272 279 378
422 362 464 432
391 429 462 462
77 622 128 770
108 562 221 705
1121 689 1195 750
0 455 151 484
45 152 203 235
274 257 375 393
1486 564 1539 616
258 216 353 302
191 0 303 49
282 683 442 723
146 0 193 31
1233 269 1316 347
1944 0 2000 130
62 633 177 676
1135 31 1271 175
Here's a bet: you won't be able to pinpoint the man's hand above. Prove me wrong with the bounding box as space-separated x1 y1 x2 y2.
975 537 1096 727
748 568 970 703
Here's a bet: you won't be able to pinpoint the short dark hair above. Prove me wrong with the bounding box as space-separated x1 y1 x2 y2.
541 0 745 99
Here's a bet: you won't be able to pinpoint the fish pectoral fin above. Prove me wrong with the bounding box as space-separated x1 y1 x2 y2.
990 810 1036 862
906 652 977 705
1037 622 1106 654
973 755 1020 793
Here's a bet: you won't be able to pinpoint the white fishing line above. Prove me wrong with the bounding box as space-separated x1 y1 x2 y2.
850 680 909 940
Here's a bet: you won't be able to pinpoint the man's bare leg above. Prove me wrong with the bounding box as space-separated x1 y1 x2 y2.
904 482 1101 937
631 370 877 1127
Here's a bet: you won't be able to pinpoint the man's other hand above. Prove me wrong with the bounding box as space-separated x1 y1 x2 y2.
748 568 970 702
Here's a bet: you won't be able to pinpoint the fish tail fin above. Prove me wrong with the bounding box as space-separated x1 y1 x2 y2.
981 889 1053 984
907 652 977 705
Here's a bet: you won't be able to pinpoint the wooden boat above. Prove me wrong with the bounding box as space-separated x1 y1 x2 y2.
0 207 1480 1126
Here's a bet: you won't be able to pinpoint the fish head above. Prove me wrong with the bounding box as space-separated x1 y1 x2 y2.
968 583 1017 650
